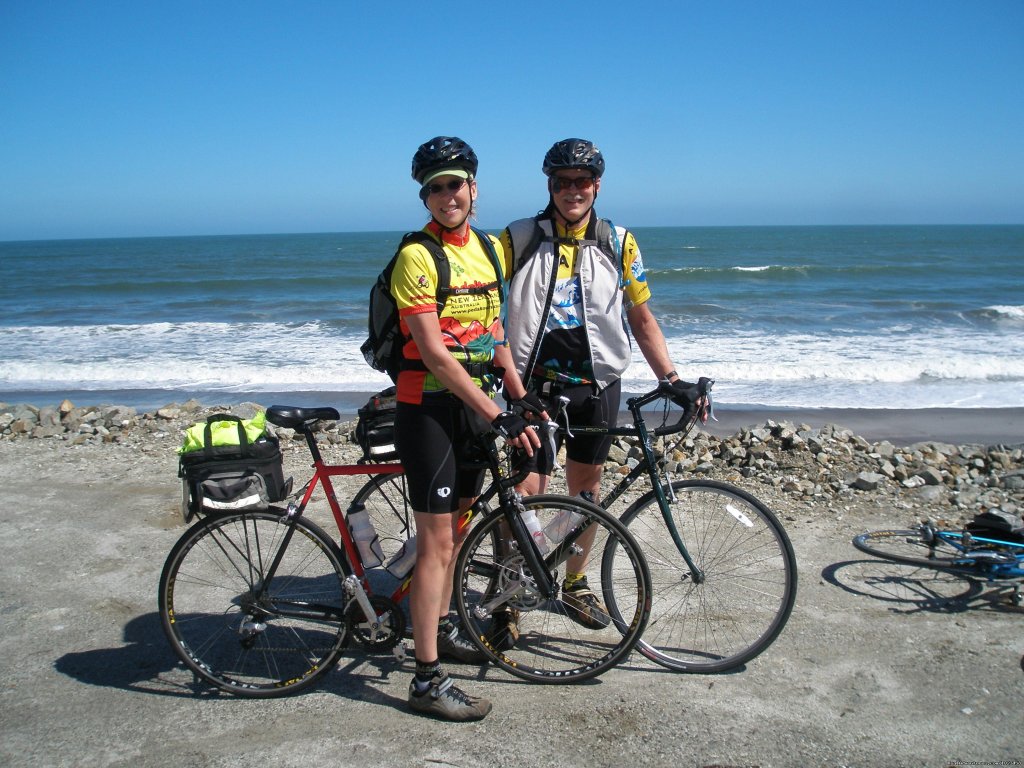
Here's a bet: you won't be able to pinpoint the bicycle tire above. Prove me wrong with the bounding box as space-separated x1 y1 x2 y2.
159 508 348 698
852 528 971 570
455 494 651 683
606 479 797 673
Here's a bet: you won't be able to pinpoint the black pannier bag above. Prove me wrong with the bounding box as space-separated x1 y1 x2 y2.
178 413 291 522
354 386 398 462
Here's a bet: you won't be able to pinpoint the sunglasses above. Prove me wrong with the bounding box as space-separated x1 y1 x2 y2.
551 176 595 192
425 178 468 196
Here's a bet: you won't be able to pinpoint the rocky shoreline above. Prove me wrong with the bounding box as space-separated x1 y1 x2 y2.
3 397 1022 526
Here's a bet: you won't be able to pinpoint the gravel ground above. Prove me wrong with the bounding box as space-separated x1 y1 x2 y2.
1 433 1022 768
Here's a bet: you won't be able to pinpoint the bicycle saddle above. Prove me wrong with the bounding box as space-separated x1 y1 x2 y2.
266 405 341 429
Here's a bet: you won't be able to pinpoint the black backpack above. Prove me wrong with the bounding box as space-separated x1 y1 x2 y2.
360 227 504 382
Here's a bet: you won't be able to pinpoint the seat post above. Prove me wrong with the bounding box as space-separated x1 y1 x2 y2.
300 423 325 464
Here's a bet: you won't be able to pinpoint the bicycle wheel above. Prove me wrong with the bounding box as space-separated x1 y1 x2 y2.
159 509 349 697
455 494 651 683
607 479 797 673
853 528 969 569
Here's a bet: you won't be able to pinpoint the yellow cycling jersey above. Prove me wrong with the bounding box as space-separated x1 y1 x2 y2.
391 225 506 403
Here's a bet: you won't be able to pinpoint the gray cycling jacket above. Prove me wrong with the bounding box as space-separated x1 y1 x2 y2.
504 216 631 392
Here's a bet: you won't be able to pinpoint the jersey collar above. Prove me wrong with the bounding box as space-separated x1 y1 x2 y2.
427 220 471 247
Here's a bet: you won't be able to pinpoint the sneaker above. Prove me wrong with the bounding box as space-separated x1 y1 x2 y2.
561 577 611 629
486 608 520 651
437 623 488 664
408 672 492 721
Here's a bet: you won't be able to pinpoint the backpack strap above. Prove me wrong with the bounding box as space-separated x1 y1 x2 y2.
399 231 452 314
390 232 450 378
594 218 626 287
469 225 506 304
507 217 548 276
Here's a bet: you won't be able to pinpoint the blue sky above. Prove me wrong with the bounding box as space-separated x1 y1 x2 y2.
2 1 1022 240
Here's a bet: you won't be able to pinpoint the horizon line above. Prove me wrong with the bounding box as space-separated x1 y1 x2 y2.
4 221 1024 245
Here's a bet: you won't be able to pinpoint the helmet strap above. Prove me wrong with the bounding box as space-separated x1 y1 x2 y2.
431 215 471 236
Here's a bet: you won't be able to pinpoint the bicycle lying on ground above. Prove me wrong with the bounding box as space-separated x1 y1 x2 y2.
853 521 1024 606
159 404 652 697
540 377 798 672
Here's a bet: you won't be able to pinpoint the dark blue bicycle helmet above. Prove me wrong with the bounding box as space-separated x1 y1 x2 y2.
411 136 479 185
542 138 605 178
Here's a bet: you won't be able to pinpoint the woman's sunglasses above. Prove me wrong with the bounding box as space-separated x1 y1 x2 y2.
425 178 468 196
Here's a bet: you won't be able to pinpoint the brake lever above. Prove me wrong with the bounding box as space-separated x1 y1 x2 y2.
545 421 561 471
555 395 572 439
701 390 716 423
697 377 717 423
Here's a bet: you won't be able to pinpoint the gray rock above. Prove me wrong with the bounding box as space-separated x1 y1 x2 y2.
915 467 945 486
873 441 896 459
851 472 886 491
912 485 947 504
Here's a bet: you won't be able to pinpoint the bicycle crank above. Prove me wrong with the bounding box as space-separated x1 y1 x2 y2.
344 594 405 650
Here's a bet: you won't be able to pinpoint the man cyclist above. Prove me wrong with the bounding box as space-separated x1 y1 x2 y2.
499 138 696 632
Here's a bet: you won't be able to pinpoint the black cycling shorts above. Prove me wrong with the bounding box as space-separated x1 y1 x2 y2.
394 395 488 514
519 378 621 473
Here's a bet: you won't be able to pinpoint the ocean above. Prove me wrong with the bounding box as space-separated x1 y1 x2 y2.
1 225 1022 414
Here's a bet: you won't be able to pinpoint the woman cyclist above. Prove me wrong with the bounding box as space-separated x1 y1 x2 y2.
393 136 540 721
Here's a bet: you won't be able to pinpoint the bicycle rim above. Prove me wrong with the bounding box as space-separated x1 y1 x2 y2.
159 509 348 697
455 495 651 683
608 480 797 673
853 528 969 570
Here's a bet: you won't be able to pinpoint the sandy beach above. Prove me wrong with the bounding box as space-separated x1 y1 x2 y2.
0 401 1021 767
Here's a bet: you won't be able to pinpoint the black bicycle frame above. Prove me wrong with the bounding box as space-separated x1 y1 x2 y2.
556 388 705 584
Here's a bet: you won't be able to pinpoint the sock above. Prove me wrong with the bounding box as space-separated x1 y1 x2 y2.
413 658 442 692
563 571 586 590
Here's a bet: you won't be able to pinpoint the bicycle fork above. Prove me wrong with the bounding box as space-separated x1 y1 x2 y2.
620 409 707 585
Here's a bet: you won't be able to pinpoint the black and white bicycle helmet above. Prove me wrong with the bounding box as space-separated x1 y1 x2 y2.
411 136 479 184
542 138 605 178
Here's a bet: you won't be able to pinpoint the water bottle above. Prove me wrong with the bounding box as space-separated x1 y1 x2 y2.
385 535 417 578
520 508 549 555
346 506 384 568
543 508 583 545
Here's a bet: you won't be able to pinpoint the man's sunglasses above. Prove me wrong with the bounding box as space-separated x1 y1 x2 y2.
551 176 595 192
